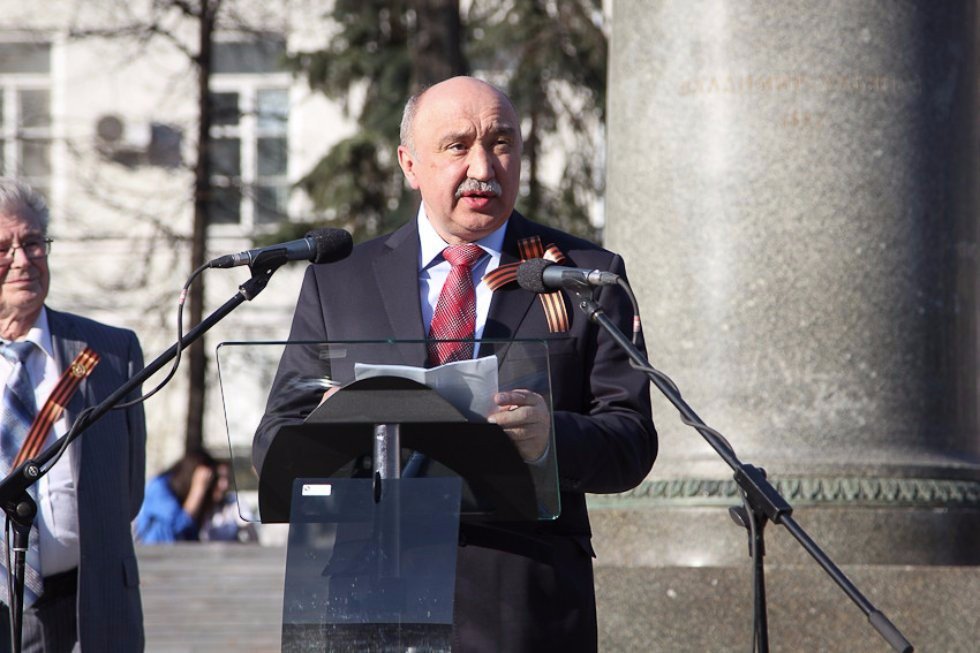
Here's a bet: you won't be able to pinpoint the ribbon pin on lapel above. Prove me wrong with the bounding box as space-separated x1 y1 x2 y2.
12 346 100 468
483 235 570 333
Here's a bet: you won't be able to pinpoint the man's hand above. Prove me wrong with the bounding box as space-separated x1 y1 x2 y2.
488 389 550 462
318 385 341 406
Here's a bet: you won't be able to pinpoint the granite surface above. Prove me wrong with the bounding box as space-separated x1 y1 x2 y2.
605 0 980 563
594 562 979 652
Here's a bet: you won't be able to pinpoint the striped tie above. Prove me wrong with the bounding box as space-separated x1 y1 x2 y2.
0 341 44 606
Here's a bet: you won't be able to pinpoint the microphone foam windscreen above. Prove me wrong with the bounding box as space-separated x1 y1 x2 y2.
307 228 354 263
516 258 553 294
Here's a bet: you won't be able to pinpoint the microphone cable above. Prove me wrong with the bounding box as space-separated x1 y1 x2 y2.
41 262 209 475
114 261 209 409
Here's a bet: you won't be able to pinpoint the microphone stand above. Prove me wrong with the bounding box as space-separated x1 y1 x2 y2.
0 252 287 653
3 496 34 653
565 285 913 653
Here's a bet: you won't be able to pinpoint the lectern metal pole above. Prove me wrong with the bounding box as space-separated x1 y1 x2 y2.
373 423 401 580
373 424 401 480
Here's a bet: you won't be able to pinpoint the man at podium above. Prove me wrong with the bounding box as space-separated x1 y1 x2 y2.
254 76 656 652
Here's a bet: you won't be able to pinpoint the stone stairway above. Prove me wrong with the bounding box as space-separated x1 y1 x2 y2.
138 540 980 651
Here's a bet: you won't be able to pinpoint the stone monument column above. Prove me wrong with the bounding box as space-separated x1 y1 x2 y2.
599 0 980 575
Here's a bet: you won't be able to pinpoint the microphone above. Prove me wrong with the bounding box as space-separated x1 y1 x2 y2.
207 228 353 268
516 258 620 293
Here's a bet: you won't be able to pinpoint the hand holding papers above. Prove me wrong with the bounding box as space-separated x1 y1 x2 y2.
351 356 549 462
353 355 499 419
489 390 551 462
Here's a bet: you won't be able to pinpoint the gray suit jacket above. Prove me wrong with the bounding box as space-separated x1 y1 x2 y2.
48 308 146 651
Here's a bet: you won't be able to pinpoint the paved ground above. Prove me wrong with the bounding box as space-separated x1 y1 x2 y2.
138 543 287 653
139 540 978 651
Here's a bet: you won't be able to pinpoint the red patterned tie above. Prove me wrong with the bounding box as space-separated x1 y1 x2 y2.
427 244 484 366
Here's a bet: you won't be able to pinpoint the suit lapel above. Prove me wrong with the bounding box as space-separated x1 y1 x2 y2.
373 222 428 365
45 309 88 475
370 214 544 360
46 309 89 421
484 213 538 340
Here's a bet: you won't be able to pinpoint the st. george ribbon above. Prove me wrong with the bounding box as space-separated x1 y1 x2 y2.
515 257 620 293
208 227 353 268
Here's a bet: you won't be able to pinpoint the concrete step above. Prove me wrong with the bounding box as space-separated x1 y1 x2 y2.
139 542 980 652
138 543 287 653
595 563 980 652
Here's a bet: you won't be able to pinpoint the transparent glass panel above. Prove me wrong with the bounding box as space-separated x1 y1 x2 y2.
213 40 286 74
20 139 50 177
19 89 50 128
208 184 242 224
257 137 287 176
282 477 458 652
147 123 183 168
209 92 240 127
255 184 288 224
0 43 51 74
257 89 288 131
209 137 240 176
216 339 560 524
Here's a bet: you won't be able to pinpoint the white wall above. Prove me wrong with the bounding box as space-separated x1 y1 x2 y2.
1 0 347 476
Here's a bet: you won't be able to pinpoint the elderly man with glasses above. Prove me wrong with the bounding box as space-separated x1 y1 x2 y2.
0 177 146 652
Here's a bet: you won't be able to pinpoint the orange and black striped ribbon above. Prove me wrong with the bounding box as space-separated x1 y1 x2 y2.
12 347 100 468
483 235 570 333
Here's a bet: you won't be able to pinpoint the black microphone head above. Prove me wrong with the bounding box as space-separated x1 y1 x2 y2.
306 228 353 264
516 258 554 294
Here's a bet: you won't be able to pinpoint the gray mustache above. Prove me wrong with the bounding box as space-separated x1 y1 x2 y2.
455 179 502 198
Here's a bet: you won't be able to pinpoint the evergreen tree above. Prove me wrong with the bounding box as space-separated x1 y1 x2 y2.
284 0 466 242
286 0 607 244
467 0 607 240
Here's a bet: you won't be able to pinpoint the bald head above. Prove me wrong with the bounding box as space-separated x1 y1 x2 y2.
400 77 521 155
396 76 523 244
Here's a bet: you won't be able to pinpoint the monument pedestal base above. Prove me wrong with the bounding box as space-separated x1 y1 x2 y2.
591 501 980 651
595 563 977 652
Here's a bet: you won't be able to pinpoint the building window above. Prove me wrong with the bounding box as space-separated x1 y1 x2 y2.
0 42 52 199
209 39 290 229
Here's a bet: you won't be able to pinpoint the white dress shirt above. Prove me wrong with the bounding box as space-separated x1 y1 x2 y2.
0 308 80 576
417 210 554 468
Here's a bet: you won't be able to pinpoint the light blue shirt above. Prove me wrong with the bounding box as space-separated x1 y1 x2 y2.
417 207 508 354
134 474 198 544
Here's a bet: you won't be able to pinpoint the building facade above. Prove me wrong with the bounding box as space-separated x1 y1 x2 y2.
0 0 348 476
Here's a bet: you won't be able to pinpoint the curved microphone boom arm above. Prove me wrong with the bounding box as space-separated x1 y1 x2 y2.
515 257 913 653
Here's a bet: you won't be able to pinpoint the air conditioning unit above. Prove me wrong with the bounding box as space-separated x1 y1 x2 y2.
94 114 181 169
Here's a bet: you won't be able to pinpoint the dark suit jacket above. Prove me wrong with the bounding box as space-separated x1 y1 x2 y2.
254 213 656 652
48 308 146 651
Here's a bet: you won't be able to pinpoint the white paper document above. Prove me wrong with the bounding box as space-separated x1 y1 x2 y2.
353 355 499 418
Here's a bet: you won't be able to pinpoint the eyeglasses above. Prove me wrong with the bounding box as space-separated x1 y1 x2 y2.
0 238 52 265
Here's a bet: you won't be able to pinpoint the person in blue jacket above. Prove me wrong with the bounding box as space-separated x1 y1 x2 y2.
135 449 218 543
